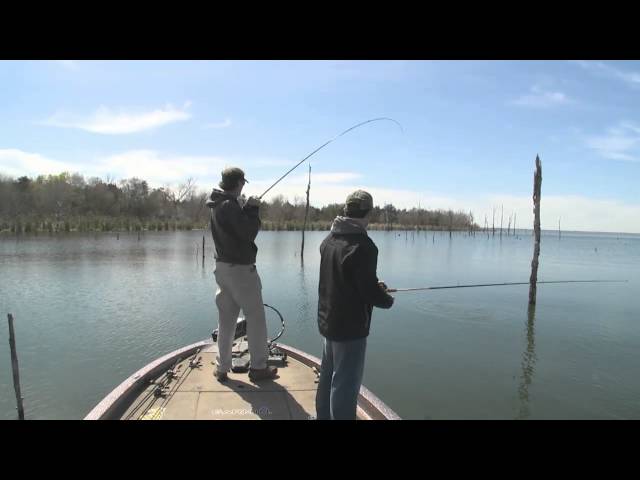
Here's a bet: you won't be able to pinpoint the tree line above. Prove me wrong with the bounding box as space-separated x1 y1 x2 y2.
0 172 477 233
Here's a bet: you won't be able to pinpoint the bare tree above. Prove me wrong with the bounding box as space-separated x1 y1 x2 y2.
163 177 197 218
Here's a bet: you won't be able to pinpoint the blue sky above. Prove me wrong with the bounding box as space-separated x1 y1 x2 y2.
1 60 639 233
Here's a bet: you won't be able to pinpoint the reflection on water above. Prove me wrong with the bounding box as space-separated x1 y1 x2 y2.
517 304 538 419
296 267 313 336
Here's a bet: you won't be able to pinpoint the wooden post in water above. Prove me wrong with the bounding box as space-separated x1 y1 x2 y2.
529 155 542 305
202 235 205 265
469 210 473 237
301 165 311 264
492 207 496 237
7 314 25 420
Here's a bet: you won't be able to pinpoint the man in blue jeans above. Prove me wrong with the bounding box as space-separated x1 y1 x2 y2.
315 190 395 420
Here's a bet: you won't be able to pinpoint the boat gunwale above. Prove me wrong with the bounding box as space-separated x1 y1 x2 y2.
84 340 208 420
84 339 401 420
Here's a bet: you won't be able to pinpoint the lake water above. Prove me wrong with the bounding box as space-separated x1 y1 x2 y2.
1 229 639 419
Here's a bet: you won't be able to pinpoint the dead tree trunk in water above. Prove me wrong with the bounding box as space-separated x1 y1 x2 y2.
300 165 311 264
529 155 542 305
469 210 474 236
500 204 504 239
492 208 496 237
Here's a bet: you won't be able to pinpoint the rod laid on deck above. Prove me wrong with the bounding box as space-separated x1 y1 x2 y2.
387 280 628 293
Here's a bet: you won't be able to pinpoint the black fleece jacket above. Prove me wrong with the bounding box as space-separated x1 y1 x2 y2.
206 189 260 265
317 216 394 341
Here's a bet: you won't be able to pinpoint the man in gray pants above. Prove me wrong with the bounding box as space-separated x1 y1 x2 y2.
206 167 278 383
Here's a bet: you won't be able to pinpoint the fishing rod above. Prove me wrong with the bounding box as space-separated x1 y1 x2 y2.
155 349 203 414
257 117 403 200
387 280 628 293
124 355 184 420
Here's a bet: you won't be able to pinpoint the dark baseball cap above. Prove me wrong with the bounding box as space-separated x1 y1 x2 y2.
345 190 373 211
219 167 248 190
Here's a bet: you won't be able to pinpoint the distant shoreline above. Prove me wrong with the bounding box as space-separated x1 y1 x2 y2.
0 221 477 235
1 223 637 237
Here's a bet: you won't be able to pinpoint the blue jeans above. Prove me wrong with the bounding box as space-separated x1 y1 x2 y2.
315 337 367 420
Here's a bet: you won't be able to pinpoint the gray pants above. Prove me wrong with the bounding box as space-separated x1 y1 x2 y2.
214 262 268 372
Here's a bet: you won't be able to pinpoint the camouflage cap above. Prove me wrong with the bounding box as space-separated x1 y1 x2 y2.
345 190 373 211
219 167 248 190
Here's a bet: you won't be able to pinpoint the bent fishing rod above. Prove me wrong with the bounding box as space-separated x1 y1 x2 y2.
386 280 628 293
257 117 403 200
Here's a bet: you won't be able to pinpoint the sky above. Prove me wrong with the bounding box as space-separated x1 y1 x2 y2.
1 60 639 233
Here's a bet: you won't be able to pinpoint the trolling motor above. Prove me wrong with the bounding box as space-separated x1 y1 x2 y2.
211 303 287 372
